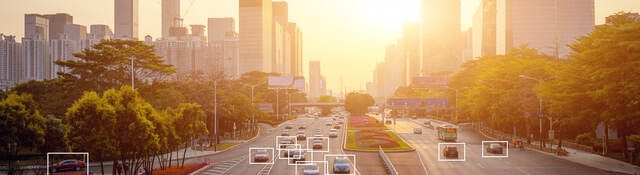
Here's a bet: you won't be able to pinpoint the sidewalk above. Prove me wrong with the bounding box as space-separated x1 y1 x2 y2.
476 126 640 175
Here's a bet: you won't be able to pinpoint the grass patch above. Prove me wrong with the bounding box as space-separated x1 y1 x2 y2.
204 142 238 151
144 163 207 175
345 130 412 151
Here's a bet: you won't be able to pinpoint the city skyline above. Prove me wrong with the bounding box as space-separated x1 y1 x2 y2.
1 0 639 94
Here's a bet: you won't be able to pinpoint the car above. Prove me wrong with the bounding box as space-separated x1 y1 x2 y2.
51 159 85 173
333 157 351 174
333 125 341 129
298 126 306 130
385 120 392 124
281 129 290 136
297 131 306 140
254 149 269 162
303 164 320 175
336 120 343 124
326 122 332 126
443 146 459 158
279 138 294 148
414 127 422 134
313 133 323 138
486 143 503 154
285 125 293 129
329 129 338 138
291 151 306 163
312 140 323 149
424 120 431 126
282 146 297 157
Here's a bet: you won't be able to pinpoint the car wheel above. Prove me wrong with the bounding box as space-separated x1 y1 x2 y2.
52 168 57 173
76 166 80 171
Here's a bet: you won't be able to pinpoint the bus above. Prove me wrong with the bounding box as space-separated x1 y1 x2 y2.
437 125 458 142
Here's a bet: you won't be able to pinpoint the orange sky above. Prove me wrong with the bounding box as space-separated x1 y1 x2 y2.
1 0 639 95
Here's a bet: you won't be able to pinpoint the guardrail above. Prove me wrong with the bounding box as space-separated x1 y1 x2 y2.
378 145 399 175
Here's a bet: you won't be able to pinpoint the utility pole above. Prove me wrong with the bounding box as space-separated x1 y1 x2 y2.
214 81 217 152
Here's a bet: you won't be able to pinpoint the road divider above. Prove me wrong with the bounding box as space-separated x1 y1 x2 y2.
379 145 399 175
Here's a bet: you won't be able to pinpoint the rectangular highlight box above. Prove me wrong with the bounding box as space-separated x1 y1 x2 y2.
47 152 89 175
437 142 466 162
481 141 509 158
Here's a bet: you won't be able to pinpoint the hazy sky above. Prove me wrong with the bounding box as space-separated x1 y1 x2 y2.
1 0 639 95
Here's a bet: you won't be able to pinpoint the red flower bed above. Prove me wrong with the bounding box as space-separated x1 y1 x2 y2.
142 163 208 175
354 130 399 148
349 116 384 127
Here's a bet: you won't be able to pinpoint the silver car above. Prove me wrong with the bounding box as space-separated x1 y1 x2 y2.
303 164 320 175
333 157 351 174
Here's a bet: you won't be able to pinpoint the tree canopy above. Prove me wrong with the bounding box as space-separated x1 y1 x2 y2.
345 92 375 116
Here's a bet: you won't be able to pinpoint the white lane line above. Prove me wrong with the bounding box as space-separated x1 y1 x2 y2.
417 148 430 175
477 163 486 169
516 167 530 175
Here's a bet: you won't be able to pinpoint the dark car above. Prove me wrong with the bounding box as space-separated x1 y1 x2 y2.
487 143 503 154
443 146 459 158
281 129 290 136
285 125 293 129
333 125 341 129
312 140 323 149
254 149 269 162
279 138 293 148
291 151 306 163
51 159 85 173
298 126 306 130
333 157 351 174
297 131 306 140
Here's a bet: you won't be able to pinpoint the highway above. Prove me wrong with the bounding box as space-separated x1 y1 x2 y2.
198 116 356 175
391 118 617 175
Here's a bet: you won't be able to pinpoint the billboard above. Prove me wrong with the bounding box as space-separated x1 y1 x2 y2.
411 76 449 89
424 98 448 108
258 103 274 113
387 98 422 107
268 76 305 90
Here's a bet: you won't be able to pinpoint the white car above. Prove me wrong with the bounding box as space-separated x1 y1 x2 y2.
329 129 338 138
303 164 320 175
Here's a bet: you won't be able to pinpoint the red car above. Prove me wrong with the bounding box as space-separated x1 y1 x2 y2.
51 159 85 173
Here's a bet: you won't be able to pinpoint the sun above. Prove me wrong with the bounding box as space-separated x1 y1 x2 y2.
358 0 421 27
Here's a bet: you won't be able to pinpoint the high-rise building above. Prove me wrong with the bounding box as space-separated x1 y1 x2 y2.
402 22 420 85
21 38 51 81
309 61 322 99
114 0 139 40
162 0 180 39
24 14 49 40
421 0 462 73
208 18 237 76
272 1 289 75
43 13 73 40
0 34 22 90
90 24 113 40
472 0 497 59
64 24 87 40
493 0 594 58
287 22 303 76
239 0 273 74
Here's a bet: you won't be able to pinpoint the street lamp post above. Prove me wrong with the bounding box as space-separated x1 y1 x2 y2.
130 56 135 89
519 75 545 149
214 81 218 151
250 85 257 133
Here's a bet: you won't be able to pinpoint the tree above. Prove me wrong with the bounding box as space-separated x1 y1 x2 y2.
173 103 208 168
12 78 83 116
344 92 375 116
65 91 116 175
317 96 337 103
0 93 46 174
55 39 175 92
541 12 640 156
39 116 67 154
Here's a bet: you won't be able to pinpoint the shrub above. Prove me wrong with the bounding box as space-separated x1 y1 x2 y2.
575 133 595 146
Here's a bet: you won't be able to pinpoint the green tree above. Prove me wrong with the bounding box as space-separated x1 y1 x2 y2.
12 78 83 116
173 103 208 168
39 116 67 154
541 12 640 156
65 91 116 174
55 39 175 92
345 92 375 116
317 96 337 103
0 93 46 172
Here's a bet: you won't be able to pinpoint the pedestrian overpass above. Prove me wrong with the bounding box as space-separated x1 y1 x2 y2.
289 102 344 107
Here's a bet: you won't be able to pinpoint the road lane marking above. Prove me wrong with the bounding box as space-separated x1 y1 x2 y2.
516 167 530 175
417 148 430 175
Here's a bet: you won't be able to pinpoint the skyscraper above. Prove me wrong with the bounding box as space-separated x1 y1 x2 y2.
287 22 302 77
493 0 594 58
24 14 49 40
421 0 462 73
162 0 180 39
402 22 420 84
0 34 22 89
89 24 113 40
208 18 237 76
64 24 87 40
272 1 289 75
239 0 273 74
309 61 322 99
43 13 73 40
114 0 139 40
